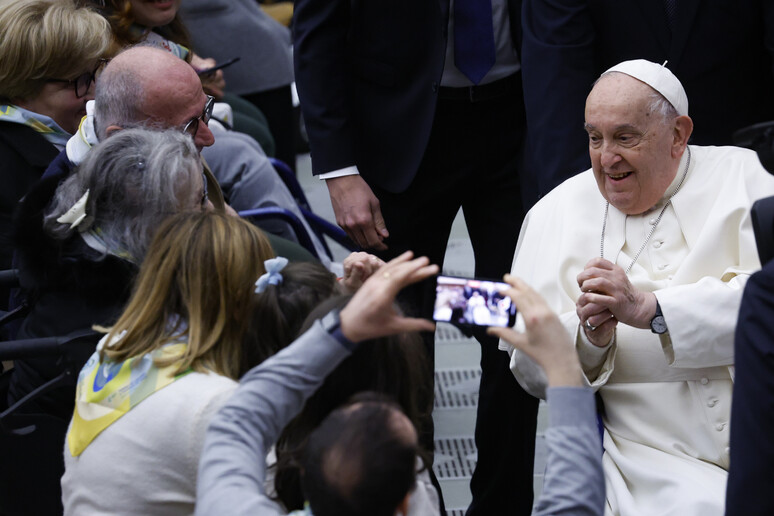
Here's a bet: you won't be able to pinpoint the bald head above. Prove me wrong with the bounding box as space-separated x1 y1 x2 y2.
95 46 215 150
109 46 192 91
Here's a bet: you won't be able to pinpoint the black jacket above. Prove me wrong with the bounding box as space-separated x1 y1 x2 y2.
293 0 523 193
7 174 136 419
0 122 59 308
727 261 774 516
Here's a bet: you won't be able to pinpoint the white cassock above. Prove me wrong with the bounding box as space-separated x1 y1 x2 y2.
502 145 774 516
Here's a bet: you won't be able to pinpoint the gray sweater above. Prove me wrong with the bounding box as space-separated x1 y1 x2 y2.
195 320 604 515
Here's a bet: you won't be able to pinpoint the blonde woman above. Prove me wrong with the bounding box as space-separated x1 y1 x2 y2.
0 0 111 299
61 211 274 516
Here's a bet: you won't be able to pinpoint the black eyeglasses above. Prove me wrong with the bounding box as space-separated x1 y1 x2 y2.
200 172 209 208
46 59 109 99
183 95 215 137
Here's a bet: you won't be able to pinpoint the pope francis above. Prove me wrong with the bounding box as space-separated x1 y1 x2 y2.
503 59 774 515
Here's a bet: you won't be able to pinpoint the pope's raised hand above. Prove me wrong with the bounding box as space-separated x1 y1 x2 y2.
576 258 656 345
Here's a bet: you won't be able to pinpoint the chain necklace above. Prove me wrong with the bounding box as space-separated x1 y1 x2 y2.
600 146 691 274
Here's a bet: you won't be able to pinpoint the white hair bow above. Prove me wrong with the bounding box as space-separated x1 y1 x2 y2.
255 256 289 293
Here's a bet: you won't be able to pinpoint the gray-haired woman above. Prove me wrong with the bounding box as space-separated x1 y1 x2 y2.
9 127 212 420
45 127 213 261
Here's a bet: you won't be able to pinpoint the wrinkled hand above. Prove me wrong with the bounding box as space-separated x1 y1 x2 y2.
191 54 226 99
488 275 583 387
340 251 438 342
576 258 656 346
327 175 389 250
340 252 386 293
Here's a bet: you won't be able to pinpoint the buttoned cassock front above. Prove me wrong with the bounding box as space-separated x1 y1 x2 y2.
502 145 774 515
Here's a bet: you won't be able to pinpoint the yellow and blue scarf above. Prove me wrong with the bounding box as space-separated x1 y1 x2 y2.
67 333 191 457
0 104 71 148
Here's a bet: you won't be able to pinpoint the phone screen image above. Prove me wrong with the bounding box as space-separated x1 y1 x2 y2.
433 275 516 328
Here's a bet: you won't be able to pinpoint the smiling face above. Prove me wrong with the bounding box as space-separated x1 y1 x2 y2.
16 66 96 135
129 0 181 28
584 74 688 215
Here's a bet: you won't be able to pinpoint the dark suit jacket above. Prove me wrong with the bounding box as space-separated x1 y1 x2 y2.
727 261 774 515
520 0 774 205
293 0 522 194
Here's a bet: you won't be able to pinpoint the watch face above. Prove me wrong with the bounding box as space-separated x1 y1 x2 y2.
651 316 668 334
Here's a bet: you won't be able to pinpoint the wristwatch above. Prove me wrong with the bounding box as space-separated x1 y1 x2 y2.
321 308 357 351
650 301 668 334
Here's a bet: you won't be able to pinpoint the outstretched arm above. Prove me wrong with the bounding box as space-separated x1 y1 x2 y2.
196 252 438 515
490 276 604 516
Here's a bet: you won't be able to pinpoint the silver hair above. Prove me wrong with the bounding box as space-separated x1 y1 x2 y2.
596 71 679 124
44 128 202 262
645 89 679 122
94 61 145 140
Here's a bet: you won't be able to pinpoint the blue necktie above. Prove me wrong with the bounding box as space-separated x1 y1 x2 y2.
454 0 496 85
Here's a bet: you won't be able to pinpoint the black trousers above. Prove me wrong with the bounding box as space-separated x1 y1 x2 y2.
371 75 540 515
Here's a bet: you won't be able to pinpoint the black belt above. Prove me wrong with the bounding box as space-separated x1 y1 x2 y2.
437 73 520 103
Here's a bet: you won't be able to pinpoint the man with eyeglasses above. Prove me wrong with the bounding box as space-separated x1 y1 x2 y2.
182 94 215 143
45 46 327 264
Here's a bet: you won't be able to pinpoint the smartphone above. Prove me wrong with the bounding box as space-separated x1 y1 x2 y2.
196 57 241 76
433 275 516 328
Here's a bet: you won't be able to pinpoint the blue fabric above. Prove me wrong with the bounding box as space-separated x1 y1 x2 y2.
454 0 496 84
41 149 73 181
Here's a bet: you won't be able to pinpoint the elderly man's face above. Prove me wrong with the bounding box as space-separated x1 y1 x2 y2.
140 65 215 152
584 74 680 215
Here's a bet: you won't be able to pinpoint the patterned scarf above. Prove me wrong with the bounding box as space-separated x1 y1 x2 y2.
67 330 192 456
131 24 190 60
0 104 72 149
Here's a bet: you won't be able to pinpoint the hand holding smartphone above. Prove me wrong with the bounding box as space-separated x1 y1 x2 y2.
433 275 517 328
196 57 240 76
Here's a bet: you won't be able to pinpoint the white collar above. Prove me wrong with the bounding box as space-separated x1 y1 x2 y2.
66 100 99 166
